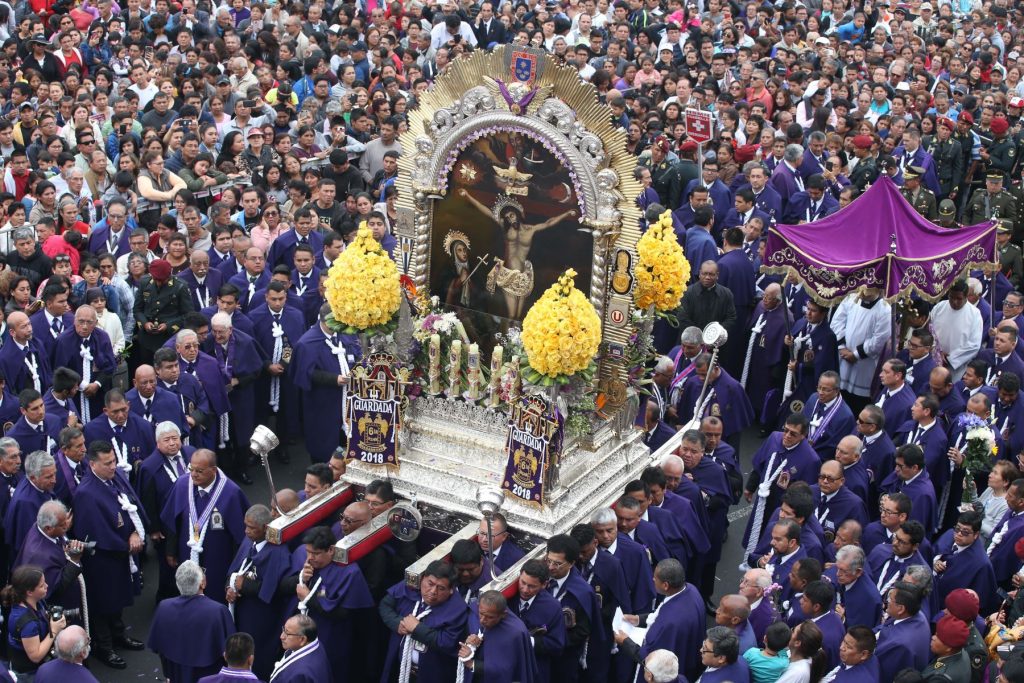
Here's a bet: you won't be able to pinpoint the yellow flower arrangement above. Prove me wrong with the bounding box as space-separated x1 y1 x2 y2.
325 223 401 332
634 209 689 311
521 269 602 381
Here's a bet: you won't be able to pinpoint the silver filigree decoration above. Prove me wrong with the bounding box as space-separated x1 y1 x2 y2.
429 87 496 138
536 99 576 135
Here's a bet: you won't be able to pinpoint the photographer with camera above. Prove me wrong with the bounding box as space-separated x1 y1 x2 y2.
14 501 87 622
1 564 68 677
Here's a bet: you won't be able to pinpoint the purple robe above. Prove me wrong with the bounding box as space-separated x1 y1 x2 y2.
894 419 950 494
879 468 938 534
267 229 324 269
465 606 537 683
832 657 881 682
814 610 846 670
811 484 869 538
43 390 78 432
290 326 360 462
177 268 223 311
0 338 51 395
874 383 916 439
789 317 840 402
983 508 1024 585
228 270 270 311
747 510 825 567
148 594 236 683
211 329 266 444
126 386 189 434
160 375 211 445
637 584 706 681
748 596 777 645
71 472 143 614
742 434 821 548
160 472 250 604
249 304 305 436
510 590 565 683
200 307 255 340
135 446 194 597
82 414 156 479
290 268 324 328
675 369 754 438
892 144 941 195
269 641 332 683
803 396 856 461
994 392 1024 458
34 659 100 683
551 569 605 683
874 611 931 681
6 414 62 455
4 478 56 550
14 525 82 612
610 533 657 614
379 583 469 683
179 352 230 448
843 459 871 503
867 545 928 595
197 668 264 683
744 302 789 423
931 530 998 617
696 659 750 683
29 310 74 365
227 539 292 681
835 574 882 629
51 328 117 419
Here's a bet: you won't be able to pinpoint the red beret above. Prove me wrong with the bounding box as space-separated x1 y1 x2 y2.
852 135 873 150
945 589 980 622
149 259 172 281
959 111 974 125
734 144 760 164
992 116 1010 135
680 140 699 153
652 135 670 153
937 116 955 131
935 614 970 649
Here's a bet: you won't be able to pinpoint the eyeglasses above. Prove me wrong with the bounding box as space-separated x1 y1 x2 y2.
263 210 278 216
856 418 876 426
281 629 302 637
953 526 976 535
700 647 715 654
879 507 900 516
340 516 366 525
782 428 803 437
818 474 842 483
546 559 568 569
78 139 95 145
188 465 211 474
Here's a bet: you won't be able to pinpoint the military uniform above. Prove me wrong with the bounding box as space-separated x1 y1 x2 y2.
924 134 964 199
988 134 1017 184
133 273 195 361
644 157 683 210
921 649 972 682
849 156 879 192
998 220 1024 287
902 185 938 220
966 188 1018 228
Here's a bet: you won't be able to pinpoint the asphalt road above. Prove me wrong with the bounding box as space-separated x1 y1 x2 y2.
90 430 761 682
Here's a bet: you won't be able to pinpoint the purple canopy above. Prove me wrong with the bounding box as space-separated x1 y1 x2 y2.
763 177 996 305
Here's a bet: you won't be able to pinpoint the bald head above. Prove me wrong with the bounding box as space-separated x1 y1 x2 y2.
8 311 30 343
276 488 301 513
340 501 372 535
133 364 157 398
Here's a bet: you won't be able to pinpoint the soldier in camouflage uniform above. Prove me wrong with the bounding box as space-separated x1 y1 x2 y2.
926 117 964 200
920 614 972 682
936 199 959 228
966 171 1018 229
997 220 1023 288
901 166 938 220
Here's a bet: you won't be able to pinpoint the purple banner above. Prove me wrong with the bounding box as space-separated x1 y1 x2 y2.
763 177 996 305
502 394 561 506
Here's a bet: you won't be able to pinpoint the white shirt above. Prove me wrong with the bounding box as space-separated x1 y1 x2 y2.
777 658 811 683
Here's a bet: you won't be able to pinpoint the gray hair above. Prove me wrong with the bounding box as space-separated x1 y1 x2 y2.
0 437 19 457
835 544 866 572
655 559 685 589
967 277 983 296
659 453 684 470
679 326 702 346
644 650 679 683
175 560 204 596
590 507 616 526
784 144 805 162
808 131 827 144
54 625 90 662
25 451 55 478
654 356 675 374
747 568 771 590
12 226 34 243
706 625 740 662
155 421 181 439
59 426 83 449
742 160 767 176
903 564 932 593
176 329 198 345
210 311 233 329
246 504 273 527
37 500 68 530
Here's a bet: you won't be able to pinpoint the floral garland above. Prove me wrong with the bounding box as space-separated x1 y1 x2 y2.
521 268 602 385
324 222 401 334
634 209 689 312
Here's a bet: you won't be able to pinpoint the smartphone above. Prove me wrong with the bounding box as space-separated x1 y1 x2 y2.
242 99 256 108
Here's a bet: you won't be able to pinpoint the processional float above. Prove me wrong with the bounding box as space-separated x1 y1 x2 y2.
255 46 719 587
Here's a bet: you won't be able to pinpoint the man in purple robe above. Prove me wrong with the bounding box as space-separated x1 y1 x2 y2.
30 285 74 365
894 395 951 496
83 389 156 484
675 353 754 447
476 513 525 576
798 580 845 670
835 436 871 504
13 500 85 617
509 560 566 683
802 372 856 461
696 625 752 683
52 306 117 422
52 426 87 506
828 626 881 683
227 247 270 312
627 478 707 570
867 520 929 597
291 247 324 328
614 495 671 568
874 581 932 681
148 560 236 683
614 558 706 682
812 459 869 540
160 449 249 606
71 440 147 670
747 488 825 568
280 526 374 681
270 615 333 682
379 560 469 683
289 303 360 463
590 508 657 616
955 358 998 405
994 371 1024 458
177 250 223 312
125 365 188 434
4 449 58 550
0 373 28 430
208 312 266 483
572 524 630 675
929 366 967 434
932 510 998 617
742 284 790 428
8 388 62 456
879 444 938 533
154 347 210 446
267 208 325 269
459 591 537 683
35 626 100 683
196 633 261 683
249 282 305 447
200 286 256 340
897 329 939 395
544 534 605 683
742 413 820 556
135 421 194 602
786 300 840 403
225 504 291 681
0 312 52 396
175 329 230 451
832 545 882 630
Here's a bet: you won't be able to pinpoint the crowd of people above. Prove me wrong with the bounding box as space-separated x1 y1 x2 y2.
0 0 1019 680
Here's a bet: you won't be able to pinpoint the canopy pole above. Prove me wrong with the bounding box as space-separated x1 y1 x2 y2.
991 269 996 333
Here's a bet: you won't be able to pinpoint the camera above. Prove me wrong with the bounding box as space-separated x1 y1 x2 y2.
49 606 81 621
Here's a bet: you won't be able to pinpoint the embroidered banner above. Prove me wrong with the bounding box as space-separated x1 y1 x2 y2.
501 394 561 506
345 353 411 467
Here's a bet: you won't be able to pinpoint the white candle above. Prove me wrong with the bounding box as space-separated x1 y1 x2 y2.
488 345 503 408
467 343 481 400
428 334 441 394
448 340 462 397
508 355 520 403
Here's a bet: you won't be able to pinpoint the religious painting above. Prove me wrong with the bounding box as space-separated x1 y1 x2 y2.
428 130 592 331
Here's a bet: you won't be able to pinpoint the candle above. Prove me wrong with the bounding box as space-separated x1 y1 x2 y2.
488 345 503 407
447 340 462 397
508 355 521 403
467 343 481 400
428 334 441 394
454 319 469 343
